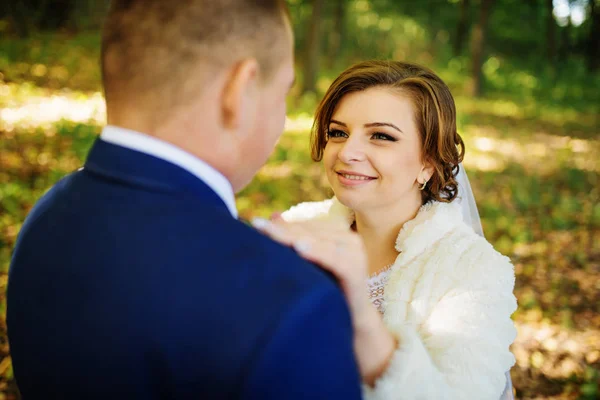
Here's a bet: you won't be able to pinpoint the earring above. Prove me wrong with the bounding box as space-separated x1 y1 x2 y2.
419 180 428 191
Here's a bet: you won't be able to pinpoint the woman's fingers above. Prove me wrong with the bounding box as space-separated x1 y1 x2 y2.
269 212 283 222
252 218 296 247
253 217 372 332
252 217 366 278
252 218 346 244
295 233 365 272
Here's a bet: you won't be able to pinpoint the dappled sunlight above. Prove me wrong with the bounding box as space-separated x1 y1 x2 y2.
0 83 315 135
1 18 599 399
456 94 599 140
0 82 314 136
513 321 600 380
463 153 506 172
464 132 600 174
458 96 525 119
0 84 104 130
256 163 295 179
0 0 598 395
284 113 314 132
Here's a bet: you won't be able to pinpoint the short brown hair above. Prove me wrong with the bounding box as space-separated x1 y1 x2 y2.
101 0 290 119
312 60 465 204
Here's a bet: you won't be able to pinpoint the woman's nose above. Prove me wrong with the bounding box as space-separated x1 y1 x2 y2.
338 137 366 163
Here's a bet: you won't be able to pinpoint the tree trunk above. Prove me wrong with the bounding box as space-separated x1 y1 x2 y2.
546 0 557 64
588 0 600 72
33 0 69 31
468 0 495 97
327 0 345 69
454 0 470 56
558 14 572 63
6 0 30 37
302 0 325 94
5 0 74 34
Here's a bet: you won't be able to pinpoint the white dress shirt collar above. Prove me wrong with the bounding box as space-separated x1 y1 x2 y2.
100 125 238 218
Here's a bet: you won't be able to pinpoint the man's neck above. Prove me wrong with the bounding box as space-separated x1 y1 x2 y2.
108 112 238 185
100 124 239 217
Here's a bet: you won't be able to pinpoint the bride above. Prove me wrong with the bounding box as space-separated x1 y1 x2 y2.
253 60 517 399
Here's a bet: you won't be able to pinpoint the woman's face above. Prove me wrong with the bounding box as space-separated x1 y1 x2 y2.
323 87 428 212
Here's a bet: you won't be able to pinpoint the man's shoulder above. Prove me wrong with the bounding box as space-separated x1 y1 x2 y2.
200 216 336 285
152 213 347 344
139 205 337 288
18 172 78 234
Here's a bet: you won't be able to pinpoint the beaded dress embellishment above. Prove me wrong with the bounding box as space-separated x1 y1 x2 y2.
366 265 393 314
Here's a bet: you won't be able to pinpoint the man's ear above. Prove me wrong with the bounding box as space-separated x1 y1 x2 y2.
221 58 260 131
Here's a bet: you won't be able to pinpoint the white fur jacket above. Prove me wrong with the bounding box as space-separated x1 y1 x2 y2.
282 198 517 400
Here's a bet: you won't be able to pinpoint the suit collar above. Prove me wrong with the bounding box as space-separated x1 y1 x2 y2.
84 138 232 215
98 125 237 218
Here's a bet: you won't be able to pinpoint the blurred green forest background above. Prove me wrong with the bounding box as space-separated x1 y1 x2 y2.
0 0 599 398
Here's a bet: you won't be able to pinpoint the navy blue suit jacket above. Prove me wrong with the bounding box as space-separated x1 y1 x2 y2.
7 139 362 399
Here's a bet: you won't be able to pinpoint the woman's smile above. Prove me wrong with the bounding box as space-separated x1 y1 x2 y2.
323 88 426 212
335 170 378 186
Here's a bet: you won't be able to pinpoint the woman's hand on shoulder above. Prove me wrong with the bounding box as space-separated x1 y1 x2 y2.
252 216 397 385
252 215 369 317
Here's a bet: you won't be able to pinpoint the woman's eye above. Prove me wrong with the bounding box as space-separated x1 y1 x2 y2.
371 132 397 141
327 129 348 139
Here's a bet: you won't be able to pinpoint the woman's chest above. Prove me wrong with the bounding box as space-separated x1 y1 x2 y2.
372 249 464 323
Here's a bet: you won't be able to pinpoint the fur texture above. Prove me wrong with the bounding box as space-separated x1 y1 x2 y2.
283 199 517 400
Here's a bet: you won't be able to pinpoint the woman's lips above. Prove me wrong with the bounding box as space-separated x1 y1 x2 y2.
335 171 377 186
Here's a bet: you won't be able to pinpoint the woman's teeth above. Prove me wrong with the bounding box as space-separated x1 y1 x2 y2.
341 173 372 181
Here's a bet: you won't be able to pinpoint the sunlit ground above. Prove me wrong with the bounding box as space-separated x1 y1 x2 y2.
1 80 599 399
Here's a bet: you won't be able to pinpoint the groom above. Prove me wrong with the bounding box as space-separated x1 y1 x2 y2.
6 1 362 399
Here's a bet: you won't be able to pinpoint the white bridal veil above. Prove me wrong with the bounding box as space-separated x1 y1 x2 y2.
455 164 515 400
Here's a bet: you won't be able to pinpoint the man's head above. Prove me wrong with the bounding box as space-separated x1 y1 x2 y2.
101 0 295 191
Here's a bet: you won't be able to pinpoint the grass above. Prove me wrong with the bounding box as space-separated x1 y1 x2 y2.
0 30 599 399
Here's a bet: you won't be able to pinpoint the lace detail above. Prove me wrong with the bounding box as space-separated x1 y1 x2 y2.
366 266 393 314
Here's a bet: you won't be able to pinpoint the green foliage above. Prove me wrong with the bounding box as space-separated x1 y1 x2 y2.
0 32 101 91
0 0 599 397
581 366 600 399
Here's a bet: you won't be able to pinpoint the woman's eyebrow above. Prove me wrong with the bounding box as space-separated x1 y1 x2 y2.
329 119 347 127
364 122 403 133
329 120 403 134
